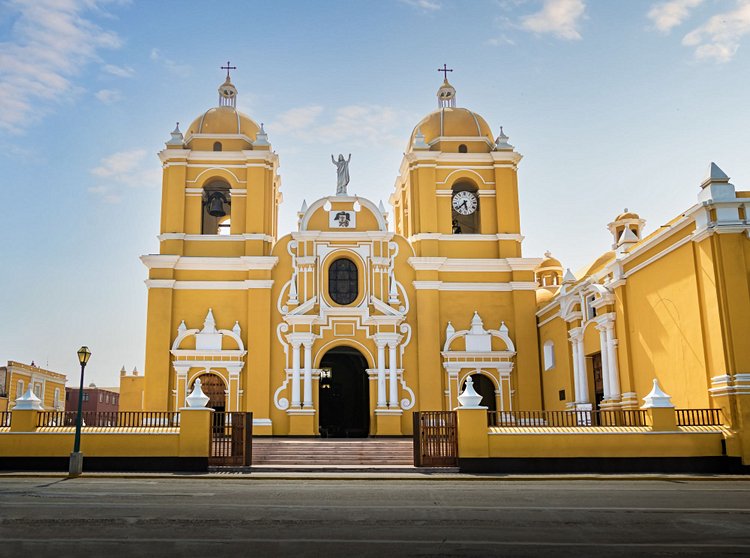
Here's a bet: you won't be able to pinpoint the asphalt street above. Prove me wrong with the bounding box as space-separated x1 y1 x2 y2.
0 476 749 557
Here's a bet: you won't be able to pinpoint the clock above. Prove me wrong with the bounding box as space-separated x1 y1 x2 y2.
452 191 478 215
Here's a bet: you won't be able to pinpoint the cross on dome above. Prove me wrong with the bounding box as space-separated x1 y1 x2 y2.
437 63 453 81
221 60 237 79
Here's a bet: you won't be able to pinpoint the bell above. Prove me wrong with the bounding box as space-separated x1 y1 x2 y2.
206 193 227 217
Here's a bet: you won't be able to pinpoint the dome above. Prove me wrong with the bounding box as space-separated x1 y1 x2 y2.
536 288 555 305
409 107 494 148
538 251 562 269
186 106 260 139
614 208 640 221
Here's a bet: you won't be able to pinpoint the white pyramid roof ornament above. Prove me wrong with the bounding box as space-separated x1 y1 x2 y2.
232 321 241 336
166 122 184 146
300 199 308 213
120 366 127 376
494 126 514 151
14 387 44 411
563 269 576 284
177 320 187 335
619 226 639 244
470 311 485 334
445 321 455 338
412 126 429 150
378 200 387 215
253 123 270 147
641 378 674 409
701 162 730 188
202 308 217 334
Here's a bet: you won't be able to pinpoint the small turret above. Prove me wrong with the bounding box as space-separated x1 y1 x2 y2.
607 208 645 252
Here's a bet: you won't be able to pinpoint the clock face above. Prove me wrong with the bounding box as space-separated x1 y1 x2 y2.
452 191 478 215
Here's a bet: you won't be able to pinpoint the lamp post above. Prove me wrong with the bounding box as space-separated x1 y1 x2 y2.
69 346 91 477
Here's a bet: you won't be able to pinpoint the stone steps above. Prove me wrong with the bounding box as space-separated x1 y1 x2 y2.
251 439 414 466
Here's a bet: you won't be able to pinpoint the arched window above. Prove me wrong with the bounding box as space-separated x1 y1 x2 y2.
213 141 222 152
328 258 358 305
458 144 468 153
543 340 555 371
451 181 480 234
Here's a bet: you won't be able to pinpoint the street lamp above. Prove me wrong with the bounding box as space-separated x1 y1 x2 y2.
69 346 91 477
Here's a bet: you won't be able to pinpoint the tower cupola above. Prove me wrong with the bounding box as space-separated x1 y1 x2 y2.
218 61 238 107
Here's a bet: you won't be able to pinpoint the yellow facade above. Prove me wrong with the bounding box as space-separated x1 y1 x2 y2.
131 73 750 455
1 361 67 411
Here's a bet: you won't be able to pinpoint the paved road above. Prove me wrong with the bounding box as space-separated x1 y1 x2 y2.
0 476 749 557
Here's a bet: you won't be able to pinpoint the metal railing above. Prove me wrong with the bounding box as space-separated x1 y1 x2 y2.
36 411 180 428
489 409 649 428
675 408 724 426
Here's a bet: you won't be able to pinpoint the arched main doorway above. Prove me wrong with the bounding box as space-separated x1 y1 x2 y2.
318 347 370 438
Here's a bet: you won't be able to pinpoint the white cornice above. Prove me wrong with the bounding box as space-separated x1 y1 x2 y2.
408 257 541 272
407 233 524 243
145 279 274 290
412 281 537 291
141 255 278 271
158 233 275 243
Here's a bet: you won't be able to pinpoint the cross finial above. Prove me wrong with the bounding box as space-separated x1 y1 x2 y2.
437 63 453 81
221 60 237 79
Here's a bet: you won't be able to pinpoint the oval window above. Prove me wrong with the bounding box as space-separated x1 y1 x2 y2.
328 258 358 305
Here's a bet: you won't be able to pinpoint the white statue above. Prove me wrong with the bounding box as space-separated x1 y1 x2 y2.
331 153 351 195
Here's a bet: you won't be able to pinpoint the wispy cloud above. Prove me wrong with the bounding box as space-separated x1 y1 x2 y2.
399 0 441 11
95 88 122 104
150 48 191 77
102 63 135 78
89 149 160 204
647 0 704 33
682 1 750 62
520 0 586 40
268 104 415 148
0 0 124 133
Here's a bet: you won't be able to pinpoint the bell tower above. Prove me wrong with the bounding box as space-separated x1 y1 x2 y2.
390 72 524 260
140 65 282 411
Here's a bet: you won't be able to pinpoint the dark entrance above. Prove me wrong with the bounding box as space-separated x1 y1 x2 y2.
592 353 604 410
318 347 370 438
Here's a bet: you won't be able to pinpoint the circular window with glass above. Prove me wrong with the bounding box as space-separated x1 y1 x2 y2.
328 258 358 305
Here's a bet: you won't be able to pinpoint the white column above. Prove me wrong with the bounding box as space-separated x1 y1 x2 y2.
576 336 589 403
598 325 611 400
291 340 301 408
388 341 398 409
303 341 313 408
605 323 621 399
376 340 387 408
570 335 582 403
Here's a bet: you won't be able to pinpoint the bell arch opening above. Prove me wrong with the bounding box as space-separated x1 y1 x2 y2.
318 346 370 438
202 180 231 234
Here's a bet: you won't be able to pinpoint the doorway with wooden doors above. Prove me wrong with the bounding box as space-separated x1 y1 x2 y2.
318 347 370 438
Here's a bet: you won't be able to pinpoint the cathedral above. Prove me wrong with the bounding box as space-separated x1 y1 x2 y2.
123 68 750 439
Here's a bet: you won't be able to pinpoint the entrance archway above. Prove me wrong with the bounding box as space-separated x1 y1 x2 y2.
318 347 370 438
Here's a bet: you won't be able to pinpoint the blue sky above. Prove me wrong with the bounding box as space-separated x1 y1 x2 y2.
1 0 749 386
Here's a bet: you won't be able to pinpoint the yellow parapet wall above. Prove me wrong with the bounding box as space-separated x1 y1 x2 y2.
0 409 212 462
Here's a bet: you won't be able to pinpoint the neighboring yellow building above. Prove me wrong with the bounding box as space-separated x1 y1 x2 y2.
118 366 144 412
0 361 67 411
131 70 749 439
